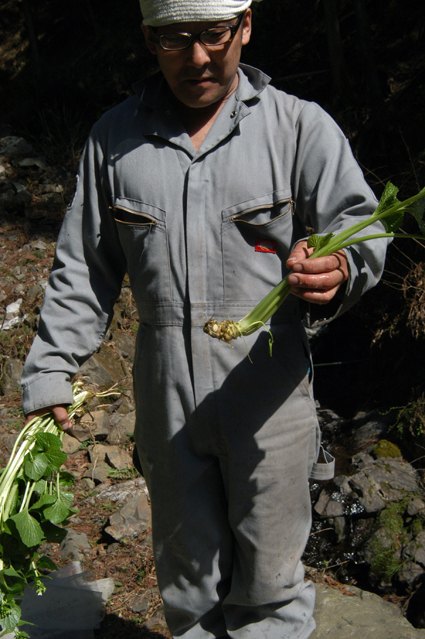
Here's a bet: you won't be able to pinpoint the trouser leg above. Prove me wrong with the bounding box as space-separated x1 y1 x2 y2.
134 325 319 639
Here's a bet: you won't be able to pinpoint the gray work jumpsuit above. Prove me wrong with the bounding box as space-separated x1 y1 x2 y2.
22 64 389 639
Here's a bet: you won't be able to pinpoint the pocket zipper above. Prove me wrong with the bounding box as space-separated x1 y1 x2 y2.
111 205 158 226
231 198 294 225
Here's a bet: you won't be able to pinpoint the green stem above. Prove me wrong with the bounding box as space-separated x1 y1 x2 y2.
312 189 425 259
321 232 425 253
237 277 291 334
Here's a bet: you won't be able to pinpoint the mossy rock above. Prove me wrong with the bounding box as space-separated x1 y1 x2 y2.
373 439 402 459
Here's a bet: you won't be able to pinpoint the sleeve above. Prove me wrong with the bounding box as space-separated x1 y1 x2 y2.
21 127 127 415
291 101 390 326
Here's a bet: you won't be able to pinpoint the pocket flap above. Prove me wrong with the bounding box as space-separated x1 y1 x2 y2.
113 197 166 226
222 189 293 226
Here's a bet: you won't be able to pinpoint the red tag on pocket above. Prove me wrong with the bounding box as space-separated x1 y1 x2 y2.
255 239 277 253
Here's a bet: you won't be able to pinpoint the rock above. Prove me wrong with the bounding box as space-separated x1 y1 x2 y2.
314 490 345 518
83 461 111 484
0 136 33 156
347 457 420 513
18 156 47 169
107 411 136 445
88 476 149 506
406 577 425 629
348 472 386 513
73 410 110 442
104 492 151 541
313 582 425 638
115 332 136 361
0 358 24 395
10 562 115 639
403 529 425 568
106 447 132 470
79 348 125 386
61 432 82 454
88 443 111 463
407 497 425 517
80 477 96 491
143 617 168 630
130 594 149 613
59 530 91 561
5 298 22 319
350 418 388 452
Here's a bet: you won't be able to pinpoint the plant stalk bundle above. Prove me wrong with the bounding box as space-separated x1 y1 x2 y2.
203 182 425 343
0 380 117 638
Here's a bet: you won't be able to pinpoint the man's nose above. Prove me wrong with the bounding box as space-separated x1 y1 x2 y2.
188 40 212 66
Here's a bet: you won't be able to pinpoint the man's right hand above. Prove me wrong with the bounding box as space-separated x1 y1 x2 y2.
25 405 72 431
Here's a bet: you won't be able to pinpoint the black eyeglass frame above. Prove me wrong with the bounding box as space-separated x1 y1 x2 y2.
149 12 245 51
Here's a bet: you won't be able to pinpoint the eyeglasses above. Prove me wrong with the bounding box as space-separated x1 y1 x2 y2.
149 12 244 51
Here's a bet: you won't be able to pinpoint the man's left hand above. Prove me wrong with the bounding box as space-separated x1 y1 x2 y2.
286 240 348 304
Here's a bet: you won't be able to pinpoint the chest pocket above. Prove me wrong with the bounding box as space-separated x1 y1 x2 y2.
221 191 294 301
113 197 171 302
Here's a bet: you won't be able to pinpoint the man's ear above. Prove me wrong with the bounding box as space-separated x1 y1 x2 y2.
241 8 252 46
142 24 157 55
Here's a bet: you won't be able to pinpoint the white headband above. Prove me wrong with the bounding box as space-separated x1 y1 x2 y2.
140 0 262 26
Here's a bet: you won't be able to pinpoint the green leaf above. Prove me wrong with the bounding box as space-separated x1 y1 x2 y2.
30 494 56 510
307 232 334 250
381 211 404 233
42 521 67 544
407 197 425 234
0 597 21 636
43 492 74 524
36 432 62 452
24 453 49 481
373 181 399 217
44 449 67 471
59 471 75 487
33 479 48 494
36 555 58 571
9 510 44 548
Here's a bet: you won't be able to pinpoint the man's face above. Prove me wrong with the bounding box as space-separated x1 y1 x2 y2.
142 10 252 110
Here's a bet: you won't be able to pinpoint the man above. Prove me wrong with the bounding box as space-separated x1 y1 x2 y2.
22 1 389 637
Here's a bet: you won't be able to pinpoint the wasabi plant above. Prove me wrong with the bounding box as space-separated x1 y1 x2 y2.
204 182 425 343
0 380 117 638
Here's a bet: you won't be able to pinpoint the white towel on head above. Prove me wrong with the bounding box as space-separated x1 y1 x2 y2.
140 0 262 26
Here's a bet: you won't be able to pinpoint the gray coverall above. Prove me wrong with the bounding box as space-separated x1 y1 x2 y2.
22 64 389 639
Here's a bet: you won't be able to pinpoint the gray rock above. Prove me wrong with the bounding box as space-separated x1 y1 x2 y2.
115 332 136 361
403 530 425 568
314 490 345 518
88 443 112 463
62 433 82 454
104 492 151 541
79 349 125 386
88 476 149 506
0 136 33 156
407 497 425 517
73 410 110 442
18 156 47 169
59 530 91 561
351 419 388 451
313 582 425 638
347 458 421 514
348 472 386 513
80 477 96 491
83 461 111 484
106 447 133 470
0 358 24 395
107 416 135 445
6 562 115 639
130 595 149 613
